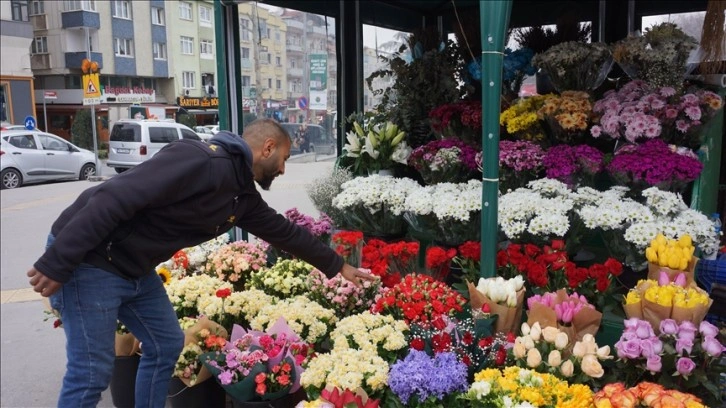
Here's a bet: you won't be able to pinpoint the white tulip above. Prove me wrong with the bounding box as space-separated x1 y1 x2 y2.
530 322 542 342
512 275 525 291
521 322 531 336
572 341 586 358
547 350 562 367
523 335 535 350
506 291 517 308
542 327 559 343
596 345 612 360
554 332 569 350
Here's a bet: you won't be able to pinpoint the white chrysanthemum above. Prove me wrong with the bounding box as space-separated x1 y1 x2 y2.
642 187 687 217
527 178 572 198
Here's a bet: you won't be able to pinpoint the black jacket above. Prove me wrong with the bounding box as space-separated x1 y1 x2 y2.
34 131 343 283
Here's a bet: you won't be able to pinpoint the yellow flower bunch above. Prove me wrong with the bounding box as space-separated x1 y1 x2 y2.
500 95 553 140
642 280 709 308
625 290 641 305
331 311 409 356
300 348 389 396
538 91 592 132
645 233 694 271
249 295 337 344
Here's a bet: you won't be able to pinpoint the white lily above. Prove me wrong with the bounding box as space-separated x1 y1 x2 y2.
391 141 412 164
344 131 362 158
362 136 380 159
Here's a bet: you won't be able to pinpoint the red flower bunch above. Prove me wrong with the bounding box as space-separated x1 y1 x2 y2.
361 239 420 288
496 240 623 309
452 241 482 283
172 249 189 270
216 288 232 299
320 388 380 408
254 360 292 396
371 274 466 325
429 100 483 133
332 230 365 265
425 245 458 281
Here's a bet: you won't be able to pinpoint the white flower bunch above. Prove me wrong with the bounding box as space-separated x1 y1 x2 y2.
165 275 233 317
476 276 525 307
498 184 574 239
185 234 230 270
405 181 482 222
246 259 312 298
641 187 688 217
300 348 389 394
331 312 409 355
249 295 337 344
526 178 572 198
333 175 419 216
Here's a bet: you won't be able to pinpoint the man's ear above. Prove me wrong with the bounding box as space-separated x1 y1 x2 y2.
262 138 276 158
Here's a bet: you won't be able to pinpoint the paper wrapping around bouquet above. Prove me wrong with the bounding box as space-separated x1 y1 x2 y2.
467 281 525 335
624 280 712 334
178 317 229 388
646 257 698 285
526 289 602 347
115 332 141 357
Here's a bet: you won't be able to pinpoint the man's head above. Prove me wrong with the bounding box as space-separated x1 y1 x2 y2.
242 119 291 190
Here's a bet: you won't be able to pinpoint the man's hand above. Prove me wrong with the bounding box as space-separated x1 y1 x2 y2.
338 263 377 287
27 268 62 297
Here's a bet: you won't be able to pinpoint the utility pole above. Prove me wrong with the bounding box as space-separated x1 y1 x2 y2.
252 5 263 119
85 27 100 177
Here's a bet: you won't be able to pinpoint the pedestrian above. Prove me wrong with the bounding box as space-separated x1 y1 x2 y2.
26 118 374 408
297 124 310 153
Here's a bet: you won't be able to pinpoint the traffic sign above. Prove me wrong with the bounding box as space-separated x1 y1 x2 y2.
82 73 101 99
298 96 308 110
44 91 57 99
24 116 36 130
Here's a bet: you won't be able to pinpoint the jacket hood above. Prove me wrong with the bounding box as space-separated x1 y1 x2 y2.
209 130 254 186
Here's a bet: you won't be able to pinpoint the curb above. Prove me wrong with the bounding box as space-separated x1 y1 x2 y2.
88 176 111 182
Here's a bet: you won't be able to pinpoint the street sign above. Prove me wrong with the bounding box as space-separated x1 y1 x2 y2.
83 97 101 106
44 91 57 99
24 116 36 130
298 96 308 110
82 73 101 99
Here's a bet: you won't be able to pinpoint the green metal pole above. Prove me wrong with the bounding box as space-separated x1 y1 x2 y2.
479 1 512 278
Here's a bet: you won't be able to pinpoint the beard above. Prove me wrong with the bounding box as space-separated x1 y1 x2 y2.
257 168 279 190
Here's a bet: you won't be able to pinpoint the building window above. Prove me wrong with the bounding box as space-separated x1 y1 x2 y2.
30 0 44 15
31 36 48 54
199 5 211 26
64 0 95 11
180 36 194 55
179 1 192 21
200 40 213 58
241 76 251 87
112 0 131 19
240 18 251 42
266 53 271 64
182 71 195 89
11 0 29 21
241 47 250 60
151 7 164 25
275 56 281 66
0 84 9 123
276 79 281 89
114 38 134 57
267 78 272 88
274 29 280 42
152 42 167 60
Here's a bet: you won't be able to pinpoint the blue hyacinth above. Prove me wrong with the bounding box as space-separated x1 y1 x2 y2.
388 350 469 404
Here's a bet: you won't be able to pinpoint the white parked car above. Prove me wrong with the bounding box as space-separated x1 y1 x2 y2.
204 124 220 134
194 126 215 141
1 130 96 189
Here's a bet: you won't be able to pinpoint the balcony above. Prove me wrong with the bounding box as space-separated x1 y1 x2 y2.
286 43 303 53
61 10 100 29
240 59 253 70
287 67 303 77
285 19 304 30
64 52 103 70
30 54 51 70
306 26 327 35
31 14 48 31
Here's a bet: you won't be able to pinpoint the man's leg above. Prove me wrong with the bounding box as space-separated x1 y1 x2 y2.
118 272 184 408
51 265 129 408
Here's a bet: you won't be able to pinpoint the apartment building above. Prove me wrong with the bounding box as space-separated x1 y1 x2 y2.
0 0 35 126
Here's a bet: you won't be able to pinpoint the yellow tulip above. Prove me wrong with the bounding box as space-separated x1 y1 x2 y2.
668 255 680 270
625 291 641 305
658 253 669 267
645 247 658 263
656 233 667 246
678 257 688 271
678 234 692 248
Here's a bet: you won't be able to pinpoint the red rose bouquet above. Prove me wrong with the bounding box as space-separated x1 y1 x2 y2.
425 245 458 282
361 239 420 288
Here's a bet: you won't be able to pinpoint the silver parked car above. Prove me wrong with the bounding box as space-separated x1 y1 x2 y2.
0 130 97 189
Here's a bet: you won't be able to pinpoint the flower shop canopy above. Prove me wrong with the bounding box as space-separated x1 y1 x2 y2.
212 0 722 277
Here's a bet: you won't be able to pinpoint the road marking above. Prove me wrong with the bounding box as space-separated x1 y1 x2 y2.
0 288 42 304
1 192 80 212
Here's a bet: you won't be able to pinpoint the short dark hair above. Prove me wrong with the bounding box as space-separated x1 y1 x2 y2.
243 119 289 146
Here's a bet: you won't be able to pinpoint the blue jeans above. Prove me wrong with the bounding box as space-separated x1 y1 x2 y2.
47 235 184 408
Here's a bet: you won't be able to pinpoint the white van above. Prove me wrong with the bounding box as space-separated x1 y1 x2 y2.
107 119 201 173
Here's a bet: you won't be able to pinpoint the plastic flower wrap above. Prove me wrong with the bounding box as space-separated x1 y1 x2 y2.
460 366 594 407
156 234 230 279
331 230 364 267
499 94 552 142
532 41 613 93
467 276 526 335
623 279 712 331
330 311 409 364
165 274 233 319
249 295 338 346
332 175 419 237
300 348 390 401
388 350 469 406
371 274 467 325
593 382 707 408
526 290 602 347
407 138 481 185
498 140 546 192
645 233 697 284
245 259 313 299
306 269 382 317
424 244 458 282
613 318 724 405
173 317 228 387
361 239 420 288
306 166 354 229
542 144 604 188
537 91 595 144
513 323 612 386
200 241 267 291
296 388 379 408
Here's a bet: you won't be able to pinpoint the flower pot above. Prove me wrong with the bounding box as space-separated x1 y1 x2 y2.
168 377 227 408
231 389 307 408
109 354 140 408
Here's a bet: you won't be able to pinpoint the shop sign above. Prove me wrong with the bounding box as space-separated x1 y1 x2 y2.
102 86 156 103
177 96 219 109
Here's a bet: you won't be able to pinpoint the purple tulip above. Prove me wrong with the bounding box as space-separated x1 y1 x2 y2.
675 357 696 376
702 336 725 358
699 321 719 338
616 339 642 360
660 319 679 335
658 271 670 286
675 337 694 355
673 273 687 288
646 355 662 373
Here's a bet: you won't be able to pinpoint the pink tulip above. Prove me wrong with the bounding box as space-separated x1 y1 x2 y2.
673 273 687 288
658 271 670 286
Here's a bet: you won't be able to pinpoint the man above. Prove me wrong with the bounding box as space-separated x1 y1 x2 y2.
26 119 373 408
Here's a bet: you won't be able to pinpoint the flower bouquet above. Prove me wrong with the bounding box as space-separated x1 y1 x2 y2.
593 382 707 408
332 175 420 238
645 233 698 284
194 287 249 333
531 41 613 92
499 95 551 142
537 91 595 145
249 295 337 346
306 166 355 229
542 144 604 188
429 100 482 146
498 140 546 192
361 239 419 288
165 274 234 319
460 366 594 407
114 321 140 357
201 241 267 291
306 269 382 317
260 209 332 263
200 318 313 404
157 234 231 279
224 289 278 325
467 276 526 335
623 279 712 332
407 139 481 185
330 312 409 364
296 388 379 408
425 244 458 282
173 317 228 387
612 318 725 405
388 350 469 407
512 323 612 385
451 241 481 285
300 348 390 401
331 230 364 267
245 259 313 299
607 139 703 196
342 118 412 175
526 290 602 345
371 274 467 326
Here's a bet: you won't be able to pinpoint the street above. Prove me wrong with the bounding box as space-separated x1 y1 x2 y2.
0 157 334 407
